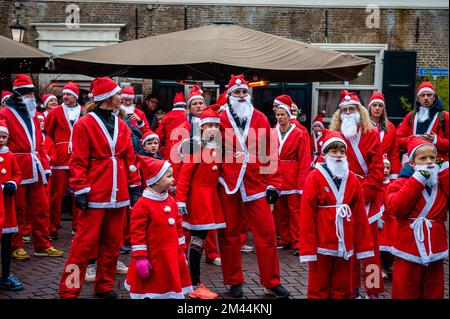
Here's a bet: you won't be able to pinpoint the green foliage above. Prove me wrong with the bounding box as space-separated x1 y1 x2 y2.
399 95 413 113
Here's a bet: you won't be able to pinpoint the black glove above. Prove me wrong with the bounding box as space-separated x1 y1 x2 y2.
418 170 430 179
3 182 17 196
75 193 89 211
129 186 142 207
436 158 445 167
266 189 279 205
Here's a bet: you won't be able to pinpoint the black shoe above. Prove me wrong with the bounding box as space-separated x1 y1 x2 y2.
95 291 117 299
229 284 244 298
292 248 299 256
49 232 59 241
264 285 290 299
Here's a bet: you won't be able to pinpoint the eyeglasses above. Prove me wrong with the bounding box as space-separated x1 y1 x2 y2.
231 89 249 97
341 106 358 114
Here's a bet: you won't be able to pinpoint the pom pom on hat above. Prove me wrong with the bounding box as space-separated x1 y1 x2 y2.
226 74 249 95
338 90 361 108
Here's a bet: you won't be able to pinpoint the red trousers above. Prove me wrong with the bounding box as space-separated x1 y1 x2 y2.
59 207 126 298
12 177 51 252
218 187 280 288
49 170 81 233
273 194 301 249
122 207 131 247
352 222 384 294
308 254 353 299
392 258 444 299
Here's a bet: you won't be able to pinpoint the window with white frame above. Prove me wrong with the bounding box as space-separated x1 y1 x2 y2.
311 44 388 126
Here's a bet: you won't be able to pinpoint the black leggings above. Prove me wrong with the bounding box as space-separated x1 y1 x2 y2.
188 230 208 286
1 233 13 280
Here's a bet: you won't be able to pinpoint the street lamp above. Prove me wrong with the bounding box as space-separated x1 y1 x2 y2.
9 20 25 42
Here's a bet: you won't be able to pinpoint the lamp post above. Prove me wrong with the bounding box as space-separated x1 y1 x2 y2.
9 20 25 42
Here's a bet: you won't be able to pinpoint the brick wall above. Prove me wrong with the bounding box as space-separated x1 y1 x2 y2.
1 1 448 69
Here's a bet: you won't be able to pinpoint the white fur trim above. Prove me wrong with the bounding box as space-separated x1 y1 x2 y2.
93 85 121 102
339 100 362 108
227 83 249 95
199 117 221 126
186 95 204 106
0 127 9 135
417 87 435 97
173 102 186 106
368 99 385 107
322 137 347 153
312 121 324 128
129 165 137 172
409 143 436 161
62 89 79 99
13 84 34 90
141 134 159 146
43 95 57 107
1 94 11 104
275 104 292 117
146 161 171 186
121 94 135 99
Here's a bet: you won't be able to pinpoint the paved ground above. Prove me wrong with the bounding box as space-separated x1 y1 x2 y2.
0 220 448 299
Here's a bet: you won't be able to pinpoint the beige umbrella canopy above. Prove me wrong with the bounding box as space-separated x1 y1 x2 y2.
51 24 371 82
0 34 50 73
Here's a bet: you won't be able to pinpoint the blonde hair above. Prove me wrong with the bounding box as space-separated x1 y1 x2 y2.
329 104 374 134
84 97 114 113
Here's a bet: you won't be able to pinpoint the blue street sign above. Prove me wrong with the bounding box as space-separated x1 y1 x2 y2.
418 68 448 77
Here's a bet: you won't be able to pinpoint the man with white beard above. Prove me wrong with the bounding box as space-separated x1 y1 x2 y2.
330 90 384 299
397 81 449 161
217 74 290 299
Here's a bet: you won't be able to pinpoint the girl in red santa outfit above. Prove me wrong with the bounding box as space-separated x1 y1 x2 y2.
0 120 23 291
175 107 225 299
125 156 192 299
299 130 374 299
386 136 448 299
310 111 326 168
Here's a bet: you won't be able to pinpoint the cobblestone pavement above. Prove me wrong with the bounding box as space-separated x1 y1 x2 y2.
0 221 448 299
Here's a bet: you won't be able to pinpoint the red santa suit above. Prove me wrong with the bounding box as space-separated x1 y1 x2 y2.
272 100 311 250
397 82 449 161
218 75 282 289
59 77 141 299
0 145 22 235
386 138 449 299
377 176 397 253
310 112 326 167
155 92 188 160
299 132 374 299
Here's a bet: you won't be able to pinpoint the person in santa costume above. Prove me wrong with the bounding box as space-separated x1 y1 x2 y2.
44 81 84 239
310 111 326 168
1 91 12 109
329 90 384 299
299 130 374 299
175 106 225 299
40 93 58 117
0 74 63 259
125 155 192 299
121 86 150 135
155 92 187 160
0 120 24 291
217 74 289 299
386 136 448 299
368 92 401 179
272 97 311 256
58 76 142 299
139 130 163 159
397 81 449 161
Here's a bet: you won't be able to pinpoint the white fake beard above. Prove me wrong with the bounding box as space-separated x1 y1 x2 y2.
121 104 135 115
229 95 253 123
414 163 439 187
325 155 349 179
340 112 360 138
416 107 430 123
23 97 37 118
65 104 81 122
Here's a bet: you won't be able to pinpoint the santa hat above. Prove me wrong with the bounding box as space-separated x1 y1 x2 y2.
417 81 436 97
407 135 436 162
12 74 34 96
0 120 9 135
62 82 79 99
121 86 135 100
338 90 362 108
320 129 347 153
312 110 326 128
36 113 45 122
226 74 249 96
173 92 186 107
41 93 57 108
200 107 221 126
1 91 12 104
138 155 172 186
273 95 293 117
141 130 160 146
368 91 385 107
186 85 204 106
89 77 121 102
383 154 391 166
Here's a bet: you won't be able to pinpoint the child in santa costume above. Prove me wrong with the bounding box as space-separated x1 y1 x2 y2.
330 90 385 299
272 98 311 256
310 111 326 168
299 130 374 299
58 77 141 299
0 120 24 291
386 136 448 299
175 107 225 299
0 74 63 259
125 155 192 299
121 86 150 135
139 130 163 160
1 91 12 108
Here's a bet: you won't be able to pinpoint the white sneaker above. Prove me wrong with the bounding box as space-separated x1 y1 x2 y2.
116 261 128 274
22 235 31 243
85 264 96 283
212 257 221 266
240 245 253 253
